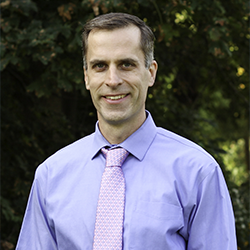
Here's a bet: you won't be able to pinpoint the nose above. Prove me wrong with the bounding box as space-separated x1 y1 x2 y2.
105 66 122 87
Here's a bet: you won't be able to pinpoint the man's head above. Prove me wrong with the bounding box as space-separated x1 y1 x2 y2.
82 12 155 69
82 13 158 144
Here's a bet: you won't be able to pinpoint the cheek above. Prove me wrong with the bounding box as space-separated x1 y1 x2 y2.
87 73 105 87
85 77 98 92
140 83 150 102
132 84 148 104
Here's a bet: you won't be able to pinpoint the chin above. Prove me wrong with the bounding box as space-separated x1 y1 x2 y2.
106 115 128 125
101 110 129 124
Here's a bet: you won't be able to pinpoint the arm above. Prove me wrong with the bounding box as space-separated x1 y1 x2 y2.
187 166 237 249
16 167 57 250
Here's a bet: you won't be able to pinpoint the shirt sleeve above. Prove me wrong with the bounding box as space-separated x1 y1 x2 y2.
187 165 237 250
15 166 57 250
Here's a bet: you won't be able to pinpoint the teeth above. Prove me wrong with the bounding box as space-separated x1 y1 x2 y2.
106 95 126 100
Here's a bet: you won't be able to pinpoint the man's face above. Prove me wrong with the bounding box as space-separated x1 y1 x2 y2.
84 25 157 131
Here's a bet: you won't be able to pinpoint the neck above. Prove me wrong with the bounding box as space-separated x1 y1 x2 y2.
98 114 147 145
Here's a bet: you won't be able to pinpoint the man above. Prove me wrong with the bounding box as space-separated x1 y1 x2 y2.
16 13 237 249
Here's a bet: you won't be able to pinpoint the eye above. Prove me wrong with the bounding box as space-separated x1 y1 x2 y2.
122 62 132 67
121 61 135 70
94 63 106 71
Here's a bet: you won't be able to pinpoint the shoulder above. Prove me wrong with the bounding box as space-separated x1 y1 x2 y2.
156 127 215 161
153 127 219 182
153 128 225 193
35 132 95 176
49 132 95 161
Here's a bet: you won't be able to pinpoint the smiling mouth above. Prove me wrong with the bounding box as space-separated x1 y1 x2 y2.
105 94 127 100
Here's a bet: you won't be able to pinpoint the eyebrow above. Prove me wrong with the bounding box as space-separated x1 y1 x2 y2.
117 58 138 65
89 59 106 68
89 58 139 67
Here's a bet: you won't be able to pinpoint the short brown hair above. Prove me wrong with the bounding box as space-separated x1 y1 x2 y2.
82 12 155 69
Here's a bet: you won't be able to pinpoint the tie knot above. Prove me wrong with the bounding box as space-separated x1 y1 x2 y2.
102 147 129 167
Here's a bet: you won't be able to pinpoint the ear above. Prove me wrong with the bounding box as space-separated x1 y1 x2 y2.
84 67 90 90
148 60 158 87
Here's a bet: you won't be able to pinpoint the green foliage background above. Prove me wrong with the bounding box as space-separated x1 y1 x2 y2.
1 0 249 249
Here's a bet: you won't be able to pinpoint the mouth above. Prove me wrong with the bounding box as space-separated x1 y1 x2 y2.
104 94 128 100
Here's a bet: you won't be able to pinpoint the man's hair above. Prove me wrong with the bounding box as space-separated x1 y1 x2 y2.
82 12 155 69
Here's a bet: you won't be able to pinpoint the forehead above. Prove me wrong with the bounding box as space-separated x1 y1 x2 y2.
88 24 141 42
86 25 142 59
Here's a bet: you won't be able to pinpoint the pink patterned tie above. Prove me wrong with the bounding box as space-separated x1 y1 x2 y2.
93 147 129 250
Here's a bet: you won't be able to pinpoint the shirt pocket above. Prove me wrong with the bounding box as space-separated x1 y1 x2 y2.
126 201 184 250
134 200 183 221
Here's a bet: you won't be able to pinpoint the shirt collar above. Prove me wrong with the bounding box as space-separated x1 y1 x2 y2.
90 111 157 161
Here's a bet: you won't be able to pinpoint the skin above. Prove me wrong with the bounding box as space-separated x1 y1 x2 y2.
84 25 158 144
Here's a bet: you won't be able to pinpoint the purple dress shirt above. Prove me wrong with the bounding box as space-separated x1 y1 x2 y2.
16 111 237 249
